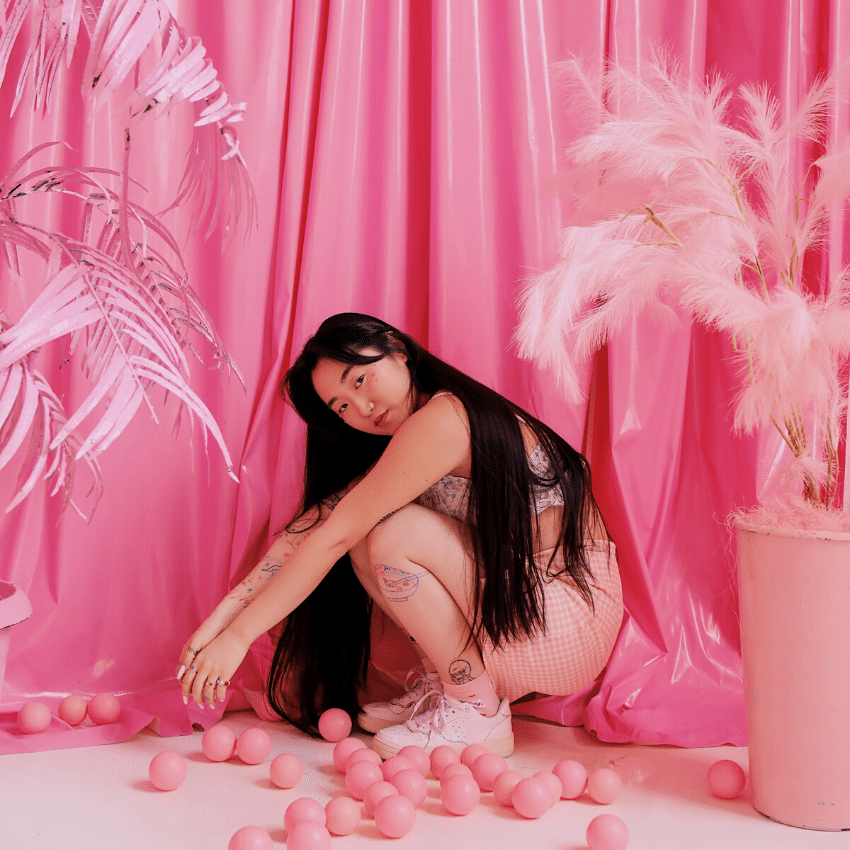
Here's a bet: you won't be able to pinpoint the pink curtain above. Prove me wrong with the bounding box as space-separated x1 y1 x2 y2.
1 0 846 753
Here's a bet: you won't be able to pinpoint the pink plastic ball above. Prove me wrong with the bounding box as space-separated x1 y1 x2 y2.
586 813 630 850
587 768 622 805
17 701 52 734
333 737 367 773
87 693 121 725
58 695 87 726
324 796 361 836
553 759 588 799
236 727 272 765
511 776 551 819
228 825 273 850
318 707 352 742
534 770 563 806
148 751 187 791
345 760 384 800
202 724 237 762
493 769 524 807
397 745 431 776
345 747 382 770
708 759 746 799
364 781 398 818
440 762 474 784
284 797 326 833
375 793 417 838
472 752 508 791
460 743 489 768
430 744 460 778
390 768 428 807
381 754 416 781
440 773 481 815
270 753 303 788
286 821 331 850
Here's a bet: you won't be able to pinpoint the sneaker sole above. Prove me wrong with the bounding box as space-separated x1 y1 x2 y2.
356 711 412 734
372 732 515 760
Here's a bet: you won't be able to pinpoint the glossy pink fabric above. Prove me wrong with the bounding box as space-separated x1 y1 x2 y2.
0 0 845 753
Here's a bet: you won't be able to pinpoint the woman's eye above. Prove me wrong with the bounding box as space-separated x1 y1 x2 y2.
355 374 364 388
338 403 348 416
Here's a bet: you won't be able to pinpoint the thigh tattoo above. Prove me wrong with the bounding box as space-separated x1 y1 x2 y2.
376 564 428 602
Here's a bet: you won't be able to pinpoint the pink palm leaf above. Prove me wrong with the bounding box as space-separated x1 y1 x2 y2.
0 148 239 513
0 0 256 241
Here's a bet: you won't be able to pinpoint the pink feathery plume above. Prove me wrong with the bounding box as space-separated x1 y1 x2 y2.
516 54 850 512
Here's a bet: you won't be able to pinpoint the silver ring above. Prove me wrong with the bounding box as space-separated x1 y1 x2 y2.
187 647 199 656
215 678 224 686
188 665 197 673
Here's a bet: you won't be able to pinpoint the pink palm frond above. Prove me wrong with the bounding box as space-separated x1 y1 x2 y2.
0 151 239 513
0 0 255 241
0 306 102 517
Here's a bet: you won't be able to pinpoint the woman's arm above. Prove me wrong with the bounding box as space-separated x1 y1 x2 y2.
180 395 470 706
176 508 325 679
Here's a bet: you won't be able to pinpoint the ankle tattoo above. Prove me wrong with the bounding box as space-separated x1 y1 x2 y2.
448 659 475 684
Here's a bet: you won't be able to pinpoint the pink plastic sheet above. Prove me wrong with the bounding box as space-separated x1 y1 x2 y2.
0 0 847 754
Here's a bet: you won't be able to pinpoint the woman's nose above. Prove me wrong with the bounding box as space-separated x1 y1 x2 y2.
354 397 373 417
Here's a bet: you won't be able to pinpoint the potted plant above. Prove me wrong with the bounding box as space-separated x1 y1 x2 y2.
516 55 850 830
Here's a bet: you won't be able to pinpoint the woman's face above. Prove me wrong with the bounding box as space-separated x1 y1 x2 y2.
311 348 417 435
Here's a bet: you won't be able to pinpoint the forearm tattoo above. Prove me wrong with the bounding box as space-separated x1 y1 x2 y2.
228 556 284 608
448 660 475 684
376 564 429 602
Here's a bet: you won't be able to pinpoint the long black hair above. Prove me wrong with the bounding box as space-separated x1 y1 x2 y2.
266 313 607 734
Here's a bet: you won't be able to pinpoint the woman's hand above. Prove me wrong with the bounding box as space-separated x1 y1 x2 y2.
178 630 250 707
176 615 229 682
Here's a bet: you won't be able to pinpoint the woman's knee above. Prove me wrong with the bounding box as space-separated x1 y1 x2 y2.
365 506 434 602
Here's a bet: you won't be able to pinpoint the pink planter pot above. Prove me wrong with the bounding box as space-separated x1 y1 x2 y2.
736 519 850 831
0 581 32 702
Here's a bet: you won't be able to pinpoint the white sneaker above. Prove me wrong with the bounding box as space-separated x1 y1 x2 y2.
357 670 442 733
372 694 514 758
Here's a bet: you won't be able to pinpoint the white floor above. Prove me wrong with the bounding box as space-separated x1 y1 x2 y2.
1 710 847 849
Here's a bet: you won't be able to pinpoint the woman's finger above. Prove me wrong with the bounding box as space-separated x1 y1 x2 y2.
214 678 230 703
181 663 199 705
176 644 200 678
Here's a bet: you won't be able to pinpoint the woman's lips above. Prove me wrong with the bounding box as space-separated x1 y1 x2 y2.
374 411 388 427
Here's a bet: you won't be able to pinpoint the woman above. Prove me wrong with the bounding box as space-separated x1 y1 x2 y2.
178 313 622 757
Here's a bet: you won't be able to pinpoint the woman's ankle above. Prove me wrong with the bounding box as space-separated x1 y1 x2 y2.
442 670 500 717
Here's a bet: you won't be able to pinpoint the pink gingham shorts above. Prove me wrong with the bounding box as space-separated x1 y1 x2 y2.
480 541 622 702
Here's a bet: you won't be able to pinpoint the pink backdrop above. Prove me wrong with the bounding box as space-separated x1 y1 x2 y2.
1 0 846 753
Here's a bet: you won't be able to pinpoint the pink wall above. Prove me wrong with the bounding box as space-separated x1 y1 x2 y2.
0 0 846 752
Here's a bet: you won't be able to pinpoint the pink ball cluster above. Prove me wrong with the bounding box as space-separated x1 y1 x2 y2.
148 706 639 847
17 692 122 735
432 749 623 819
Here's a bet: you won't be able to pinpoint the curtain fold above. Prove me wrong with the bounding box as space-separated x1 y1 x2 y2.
0 0 844 753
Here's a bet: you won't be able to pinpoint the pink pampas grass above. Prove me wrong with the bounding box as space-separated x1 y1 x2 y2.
516 53 850 517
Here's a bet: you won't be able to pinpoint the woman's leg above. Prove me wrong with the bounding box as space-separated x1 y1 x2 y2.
360 505 513 756
363 505 484 682
350 533 445 733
